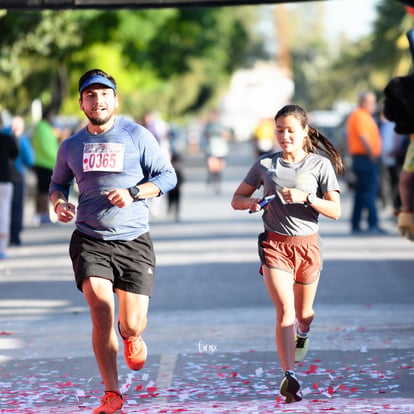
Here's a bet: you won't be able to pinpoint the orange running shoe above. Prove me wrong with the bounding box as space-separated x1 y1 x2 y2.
93 391 123 414
118 321 147 371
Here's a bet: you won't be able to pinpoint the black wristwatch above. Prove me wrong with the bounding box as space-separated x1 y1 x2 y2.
306 193 317 205
128 186 140 201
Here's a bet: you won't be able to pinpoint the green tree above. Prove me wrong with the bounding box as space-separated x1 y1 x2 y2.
0 7 262 122
289 0 414 110
0 10 85 115
320 0 411 104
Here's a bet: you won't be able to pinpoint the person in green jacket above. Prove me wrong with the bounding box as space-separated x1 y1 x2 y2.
32 109 59 225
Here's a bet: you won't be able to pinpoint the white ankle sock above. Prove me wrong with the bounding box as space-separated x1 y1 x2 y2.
297 326 309 337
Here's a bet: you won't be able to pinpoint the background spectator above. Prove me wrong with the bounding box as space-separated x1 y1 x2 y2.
32 109 59 225
8 116 34 245
0 117 19 258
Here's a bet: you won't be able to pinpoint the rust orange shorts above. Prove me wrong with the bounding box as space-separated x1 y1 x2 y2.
258 231 322 284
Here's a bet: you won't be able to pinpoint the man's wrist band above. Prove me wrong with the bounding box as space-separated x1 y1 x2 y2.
53 198 66 213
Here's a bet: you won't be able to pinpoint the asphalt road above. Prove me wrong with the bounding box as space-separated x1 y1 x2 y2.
0 141 413 413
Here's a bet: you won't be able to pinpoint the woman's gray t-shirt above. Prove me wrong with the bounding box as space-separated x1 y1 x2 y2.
243 152 340 236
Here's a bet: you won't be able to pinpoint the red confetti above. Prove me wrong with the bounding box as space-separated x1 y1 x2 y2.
313 382 319 389
135 384 143 391
55 382 72 388
305 364 318 374
231 372 238 378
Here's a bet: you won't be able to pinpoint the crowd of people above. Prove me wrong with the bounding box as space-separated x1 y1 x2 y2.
0 110 70 258
0 88 411 257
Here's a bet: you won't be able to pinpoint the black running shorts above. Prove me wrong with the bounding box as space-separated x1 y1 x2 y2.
69 229 155 296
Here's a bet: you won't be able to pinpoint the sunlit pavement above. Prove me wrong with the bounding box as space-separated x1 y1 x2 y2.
0 142 413 413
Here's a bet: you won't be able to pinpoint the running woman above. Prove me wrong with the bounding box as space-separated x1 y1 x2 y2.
231 104 343 403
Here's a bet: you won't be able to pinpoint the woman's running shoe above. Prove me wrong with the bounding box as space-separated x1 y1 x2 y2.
279 370 302 403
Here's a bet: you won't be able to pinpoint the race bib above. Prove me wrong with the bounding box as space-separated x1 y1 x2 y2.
83 143 125 172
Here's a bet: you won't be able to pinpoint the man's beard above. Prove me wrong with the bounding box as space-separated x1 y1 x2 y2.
88 114 112 126
86 107 113 126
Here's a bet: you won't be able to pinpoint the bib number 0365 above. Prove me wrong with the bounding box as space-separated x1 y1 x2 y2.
83 143 125 172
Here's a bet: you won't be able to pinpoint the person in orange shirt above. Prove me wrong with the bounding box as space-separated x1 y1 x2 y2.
346 91 384 234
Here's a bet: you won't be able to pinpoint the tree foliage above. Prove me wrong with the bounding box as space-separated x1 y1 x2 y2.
289 0 414 110
0 10 84 115
2 1 411 124
0 7 261 122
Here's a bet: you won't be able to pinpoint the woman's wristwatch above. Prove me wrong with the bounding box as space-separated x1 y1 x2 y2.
305 193 316 206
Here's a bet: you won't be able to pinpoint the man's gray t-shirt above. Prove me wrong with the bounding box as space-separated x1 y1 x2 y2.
49 117 177 241
244 152 340 236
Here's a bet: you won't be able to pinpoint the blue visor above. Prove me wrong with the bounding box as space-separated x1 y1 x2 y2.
79 75 116 95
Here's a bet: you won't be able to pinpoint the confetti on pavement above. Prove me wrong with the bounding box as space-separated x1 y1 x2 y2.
0 349 413 413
